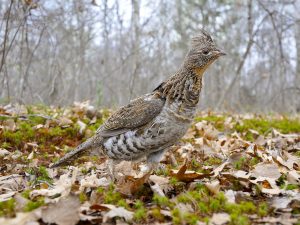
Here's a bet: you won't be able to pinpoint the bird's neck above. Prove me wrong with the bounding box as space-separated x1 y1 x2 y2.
157 67 204 106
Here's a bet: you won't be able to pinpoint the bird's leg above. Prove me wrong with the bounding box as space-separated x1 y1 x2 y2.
107 158 117 182
146 149 166 174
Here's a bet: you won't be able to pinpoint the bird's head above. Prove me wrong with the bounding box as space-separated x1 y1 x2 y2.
184 30 225 75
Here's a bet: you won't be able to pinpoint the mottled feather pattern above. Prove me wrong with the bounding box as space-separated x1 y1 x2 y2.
96 93 165 137
51 30 225 169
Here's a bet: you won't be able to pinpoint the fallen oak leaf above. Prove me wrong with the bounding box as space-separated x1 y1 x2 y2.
170 160 212 182
205 180 220 195
102 205 134 222
79 173 110 191
212 161 229 177
42 195 81 225
117 172 151 196
149 175 173 196
209 213 230 225
286 170 300 185
89 204 110 212
0 192 16 202
251 162 281 180
30 167 78 202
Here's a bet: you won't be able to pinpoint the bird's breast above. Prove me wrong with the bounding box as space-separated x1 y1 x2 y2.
102 101 196 161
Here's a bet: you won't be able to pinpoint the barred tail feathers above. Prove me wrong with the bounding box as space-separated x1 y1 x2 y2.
50 136 102 168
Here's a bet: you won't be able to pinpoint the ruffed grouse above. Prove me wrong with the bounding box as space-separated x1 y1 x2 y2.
51 30 225 178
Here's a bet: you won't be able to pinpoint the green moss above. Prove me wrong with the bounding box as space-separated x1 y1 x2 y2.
258 202 268 217
28 115 46 125
285 184 299 190
215 192 227 204
170 177 179 185
191 158 201 168
103 185 123 204
21 190 31 199
233 157 247 170
204 157 222 166
209 198 222 212
194 183 210 196
151 208 164 221
171 208 182 225
1 142 11 149
1 121 36 147
97 187 104 194
229 213 250 225
195 115 225 130
79 192 88 203
81 168 89 175
234 118 300 135
117 199 129 209
133 200 146 222
0 198 15 217
198 202 209 214
47 126 79 138
134 207 146 221
177 193 191 204
183 212 199 225
233 156 260 170
249 157 260 167
23 198 44 212
153 194 173 208
225 201 256 215
27 166 53 184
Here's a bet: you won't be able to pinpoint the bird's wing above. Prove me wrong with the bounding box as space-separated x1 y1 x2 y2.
96 93 165 137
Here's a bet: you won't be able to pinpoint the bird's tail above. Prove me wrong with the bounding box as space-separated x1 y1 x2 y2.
50 136 103 168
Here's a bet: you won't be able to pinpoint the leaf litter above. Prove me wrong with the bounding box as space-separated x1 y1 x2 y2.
0 103 299 224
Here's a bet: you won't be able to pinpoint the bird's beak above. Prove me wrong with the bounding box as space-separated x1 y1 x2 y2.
212 49 226 57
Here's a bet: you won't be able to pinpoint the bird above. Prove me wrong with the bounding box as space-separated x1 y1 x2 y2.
50 29 226 179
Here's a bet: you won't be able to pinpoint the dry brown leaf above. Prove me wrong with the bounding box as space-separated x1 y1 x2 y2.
42 195 81 225
0 148 10 157
0 192 16 202
254 216 298 225
232 170 251 180
171 160 212 182
149 175 172 196
224 190 235 203
115 161 138 177
77 120 86 134
80 173 110 191
182 127 196 140
58 117 73 126
102 205 134 222
117 172 151 196
271 192 300 209
195 121 219 140
205 180 220 194
209 213 230 225
31 168 78 202
2 119 16 131
286 170 300 185
252 162 281 179
212 162 229 177
0 174 27 192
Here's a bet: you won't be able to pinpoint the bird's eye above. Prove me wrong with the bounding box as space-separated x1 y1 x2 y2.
203 50 210 55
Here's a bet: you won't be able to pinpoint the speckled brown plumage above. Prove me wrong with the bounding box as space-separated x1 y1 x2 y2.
51 30 225 173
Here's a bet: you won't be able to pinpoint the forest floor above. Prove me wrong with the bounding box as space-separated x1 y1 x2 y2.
0 102 299 225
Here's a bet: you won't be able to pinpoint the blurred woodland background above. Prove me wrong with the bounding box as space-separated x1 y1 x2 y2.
0 0 299 112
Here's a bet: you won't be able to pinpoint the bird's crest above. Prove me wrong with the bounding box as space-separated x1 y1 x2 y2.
190 29 214 49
